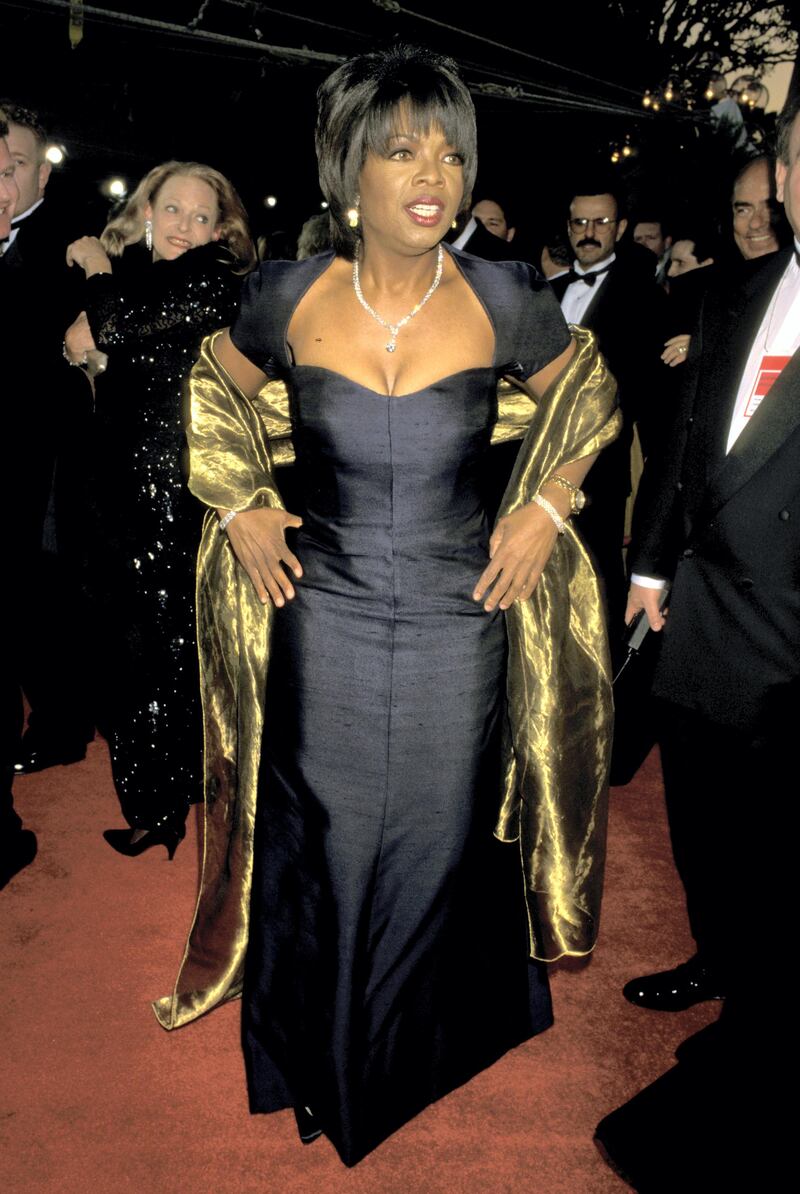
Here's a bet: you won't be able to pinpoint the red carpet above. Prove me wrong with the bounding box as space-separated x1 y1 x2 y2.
1 742 717 1192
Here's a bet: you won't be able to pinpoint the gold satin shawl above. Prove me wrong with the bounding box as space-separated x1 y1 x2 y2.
154 326 619 1030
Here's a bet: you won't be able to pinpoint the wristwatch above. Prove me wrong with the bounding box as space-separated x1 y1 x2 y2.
546 473 586 516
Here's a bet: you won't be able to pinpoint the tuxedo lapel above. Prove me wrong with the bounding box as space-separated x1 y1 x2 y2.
0 235 23 271
700 348 800 519
684 277 763 490
550 273 570 303
688 250 799 523
581 272 609 325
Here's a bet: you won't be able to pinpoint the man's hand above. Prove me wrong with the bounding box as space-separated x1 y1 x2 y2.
625 582 667 631
661 334 691 368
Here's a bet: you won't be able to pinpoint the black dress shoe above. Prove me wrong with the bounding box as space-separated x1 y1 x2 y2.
293 1105 322 1145
13 735 88 775
623 956 726 1011
0 829 38 889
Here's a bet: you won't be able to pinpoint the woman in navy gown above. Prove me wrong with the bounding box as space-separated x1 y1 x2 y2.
178 47 613 1165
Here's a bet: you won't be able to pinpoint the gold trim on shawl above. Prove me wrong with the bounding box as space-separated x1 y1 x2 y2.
154 326 619 1029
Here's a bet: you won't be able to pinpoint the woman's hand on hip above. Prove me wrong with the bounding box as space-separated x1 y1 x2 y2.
473 502 560 612
221 507 303 606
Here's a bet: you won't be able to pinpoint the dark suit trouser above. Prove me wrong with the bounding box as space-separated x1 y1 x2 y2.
657 700 789 983
1 588 26 838
16 548 94 747
575 488 628 642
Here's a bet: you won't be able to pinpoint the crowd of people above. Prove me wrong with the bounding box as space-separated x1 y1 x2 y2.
2 44 798 1179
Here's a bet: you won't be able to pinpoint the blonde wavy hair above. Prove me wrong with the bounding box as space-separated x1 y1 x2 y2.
101 160 256 272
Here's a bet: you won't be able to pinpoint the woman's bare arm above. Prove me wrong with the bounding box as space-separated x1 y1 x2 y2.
474 339 600 611
210 330 304 606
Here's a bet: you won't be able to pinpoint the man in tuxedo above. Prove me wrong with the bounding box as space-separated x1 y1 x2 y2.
632 213 672 286
731 155 781 262
623 95 800 1010
551 183 666 629
0 102 94 776
450 195 519 262
0 118 37 887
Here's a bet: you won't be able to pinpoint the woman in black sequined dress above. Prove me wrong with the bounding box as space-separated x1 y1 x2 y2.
65 162 255 857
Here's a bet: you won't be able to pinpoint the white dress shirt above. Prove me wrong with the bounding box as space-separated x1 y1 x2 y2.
559 253 615 325
452 216 477 251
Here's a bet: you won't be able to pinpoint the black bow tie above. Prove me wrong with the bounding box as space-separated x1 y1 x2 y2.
568 264 612 286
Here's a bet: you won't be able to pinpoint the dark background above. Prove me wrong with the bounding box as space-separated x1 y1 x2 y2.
0 0 790 248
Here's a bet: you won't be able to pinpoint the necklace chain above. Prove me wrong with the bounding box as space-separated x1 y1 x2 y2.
352 244 444 353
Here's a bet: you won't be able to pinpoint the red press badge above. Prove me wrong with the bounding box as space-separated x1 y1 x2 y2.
745 354 791 418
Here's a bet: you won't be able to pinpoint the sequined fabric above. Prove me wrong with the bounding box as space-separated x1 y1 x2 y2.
154 325 619 1030
85 244 241 831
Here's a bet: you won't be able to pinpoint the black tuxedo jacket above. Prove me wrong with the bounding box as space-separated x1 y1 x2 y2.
551 253 667 498
449 218 520 262
0 198 92 558
630 247 800 730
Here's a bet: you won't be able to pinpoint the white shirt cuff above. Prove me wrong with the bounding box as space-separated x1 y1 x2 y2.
631 573 668 590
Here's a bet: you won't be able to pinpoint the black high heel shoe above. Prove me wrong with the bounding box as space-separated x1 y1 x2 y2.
103 825 184 860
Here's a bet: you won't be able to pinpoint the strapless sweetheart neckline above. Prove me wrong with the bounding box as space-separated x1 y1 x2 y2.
289 362 497 400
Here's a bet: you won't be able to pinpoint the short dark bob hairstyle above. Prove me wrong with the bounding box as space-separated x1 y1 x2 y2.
316 44 477 260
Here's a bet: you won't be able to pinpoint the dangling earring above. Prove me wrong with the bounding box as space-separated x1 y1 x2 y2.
145 218 153 251
347 196 360 229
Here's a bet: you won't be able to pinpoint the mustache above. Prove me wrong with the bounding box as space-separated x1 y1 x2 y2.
577 238 601 248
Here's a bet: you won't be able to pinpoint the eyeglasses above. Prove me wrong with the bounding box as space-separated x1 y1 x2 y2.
569 217 617 231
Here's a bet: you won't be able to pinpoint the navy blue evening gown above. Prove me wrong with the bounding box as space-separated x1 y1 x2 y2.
230 247 571 1165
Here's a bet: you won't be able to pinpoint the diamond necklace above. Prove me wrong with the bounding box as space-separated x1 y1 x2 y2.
352 244 444 353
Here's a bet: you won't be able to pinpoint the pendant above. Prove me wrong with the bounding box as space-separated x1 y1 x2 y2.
386 340 396 353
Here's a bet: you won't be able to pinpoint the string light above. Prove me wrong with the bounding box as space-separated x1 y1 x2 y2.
45 144 65 165
264 195 277 207
103 177 127 199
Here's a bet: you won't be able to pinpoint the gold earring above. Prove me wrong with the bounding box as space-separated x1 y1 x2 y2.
347 196 360 229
